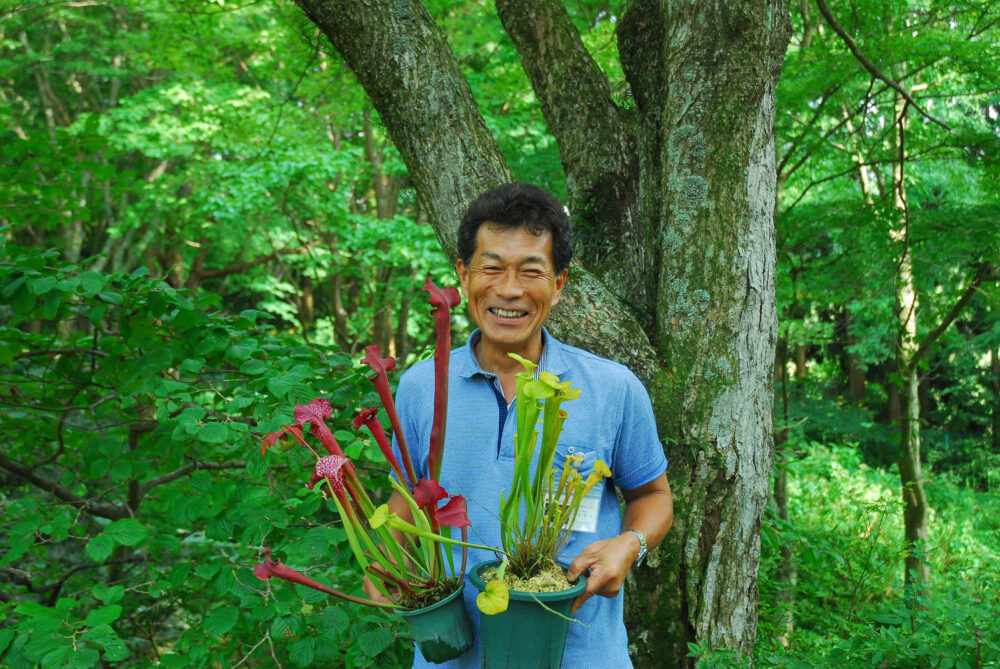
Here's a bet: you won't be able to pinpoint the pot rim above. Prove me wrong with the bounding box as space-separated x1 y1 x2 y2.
395 582 466 618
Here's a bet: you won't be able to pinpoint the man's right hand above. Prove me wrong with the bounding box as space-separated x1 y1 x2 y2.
362 573 396 606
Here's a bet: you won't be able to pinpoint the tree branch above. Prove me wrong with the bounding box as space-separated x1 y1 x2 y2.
815 0 951 130
494 0 635 225
0 453 129 520
906 263 997 375
14 348 108 360
294 0 511 261
197 246 309 281
137 459 246 498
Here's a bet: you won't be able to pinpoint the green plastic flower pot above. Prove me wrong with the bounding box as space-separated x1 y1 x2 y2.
397 586 474 664
468 560 587 669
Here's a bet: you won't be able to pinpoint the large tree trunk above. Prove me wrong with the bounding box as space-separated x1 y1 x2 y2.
296 1 789 664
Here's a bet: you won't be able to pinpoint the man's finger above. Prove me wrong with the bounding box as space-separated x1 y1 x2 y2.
571 589 593 614
566 554 591 582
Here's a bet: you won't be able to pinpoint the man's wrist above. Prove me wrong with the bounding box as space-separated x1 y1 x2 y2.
622 529 647 567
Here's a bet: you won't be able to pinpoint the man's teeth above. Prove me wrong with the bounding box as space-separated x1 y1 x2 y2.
491 308 526 318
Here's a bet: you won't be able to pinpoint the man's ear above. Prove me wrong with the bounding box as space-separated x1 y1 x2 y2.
551 268 569 307
456 259 469 298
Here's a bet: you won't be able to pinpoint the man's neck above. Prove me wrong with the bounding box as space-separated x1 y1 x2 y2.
473 334 543 376
473 333 543 402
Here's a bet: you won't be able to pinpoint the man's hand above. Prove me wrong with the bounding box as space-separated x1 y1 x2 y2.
565 532 640 614
362 573 397 606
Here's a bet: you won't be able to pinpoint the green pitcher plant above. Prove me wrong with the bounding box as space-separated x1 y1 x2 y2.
477 354 611 616
254 278 493 610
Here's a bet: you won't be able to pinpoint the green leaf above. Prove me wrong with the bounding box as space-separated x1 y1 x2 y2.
85 605 122 627
205 516 234 541
270 615 303 639
872 613 905 626
267 375 292 397
0 538 30 566
239 359 268 375
86 534 115 564
204 607 239 637
77 271 106 297
27 276 57 295
357 628 393 657
476 579 509 615
100 635 128 662
15 600 57 619
214 567 235 595
226 340 257 363
289 638 315 668
317 606 349 634
0 628 15 656
198 422 229 444
106 518 147 547
93 584 125 605
97 290 124 305
313 634 339 662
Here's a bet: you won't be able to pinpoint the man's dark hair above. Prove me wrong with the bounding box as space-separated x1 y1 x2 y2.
458 182 573 273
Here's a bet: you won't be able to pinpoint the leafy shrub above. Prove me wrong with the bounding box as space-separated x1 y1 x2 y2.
0 242 411 667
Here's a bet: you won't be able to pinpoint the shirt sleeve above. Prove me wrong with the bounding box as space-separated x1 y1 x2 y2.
610 370 668 491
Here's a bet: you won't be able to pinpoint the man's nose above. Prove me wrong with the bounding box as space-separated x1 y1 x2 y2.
495 270 523 298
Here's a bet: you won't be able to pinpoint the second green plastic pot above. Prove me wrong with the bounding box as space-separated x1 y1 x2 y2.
468 559 587 669
397 586 474 664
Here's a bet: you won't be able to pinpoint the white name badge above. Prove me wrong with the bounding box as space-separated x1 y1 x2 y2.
547 485 602 534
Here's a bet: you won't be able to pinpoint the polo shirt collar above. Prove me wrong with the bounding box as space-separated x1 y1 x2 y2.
457 326 569 378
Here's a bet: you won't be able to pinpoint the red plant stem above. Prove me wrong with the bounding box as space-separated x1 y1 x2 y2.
425 283 459 482
258 559 389 608
370 372 418 487
359 416 407 486
343 474 374 519
459 526 469 580
281 425 321 459
367 563 416 599
309 420 346 457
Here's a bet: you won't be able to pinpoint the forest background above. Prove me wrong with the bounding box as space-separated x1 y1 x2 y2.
1 0 999 667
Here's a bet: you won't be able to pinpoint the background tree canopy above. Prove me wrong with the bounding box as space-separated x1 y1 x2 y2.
1 1 998 667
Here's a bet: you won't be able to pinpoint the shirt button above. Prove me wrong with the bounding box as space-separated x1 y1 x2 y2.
567 446 575 453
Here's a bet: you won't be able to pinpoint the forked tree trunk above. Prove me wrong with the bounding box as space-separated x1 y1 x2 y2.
295 1 789 663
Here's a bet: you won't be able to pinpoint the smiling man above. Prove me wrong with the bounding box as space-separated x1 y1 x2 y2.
373 182 673 668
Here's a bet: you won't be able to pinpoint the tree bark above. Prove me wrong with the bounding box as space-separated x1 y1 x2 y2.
296 1 790 663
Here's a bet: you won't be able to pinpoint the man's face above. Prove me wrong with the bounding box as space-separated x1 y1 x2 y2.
456 223 568 357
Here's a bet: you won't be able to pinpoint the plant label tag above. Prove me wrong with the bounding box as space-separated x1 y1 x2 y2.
569 487 601 534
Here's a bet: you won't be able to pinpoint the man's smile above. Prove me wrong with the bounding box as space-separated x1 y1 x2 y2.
488 307 528 319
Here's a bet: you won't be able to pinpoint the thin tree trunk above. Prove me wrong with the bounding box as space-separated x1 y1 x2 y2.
773 339 795 646
992 347 1000 453
844 310 867 401
890 94 929 585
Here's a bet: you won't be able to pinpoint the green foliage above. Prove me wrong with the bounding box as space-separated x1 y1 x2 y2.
719 443 1000 668
0 242 415 666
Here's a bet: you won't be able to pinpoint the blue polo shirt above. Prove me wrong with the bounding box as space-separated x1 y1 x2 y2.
393 328 667 668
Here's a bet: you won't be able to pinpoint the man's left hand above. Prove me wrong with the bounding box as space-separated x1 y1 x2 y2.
565 532 639 614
